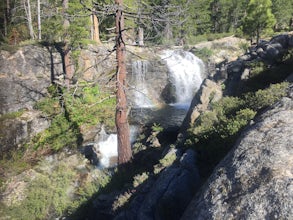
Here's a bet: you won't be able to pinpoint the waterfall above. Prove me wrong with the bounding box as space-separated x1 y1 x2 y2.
131 60 153 107
97 126 138 168
98 134 117 168
160 50 204 106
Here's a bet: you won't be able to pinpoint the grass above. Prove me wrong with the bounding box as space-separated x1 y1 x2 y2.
0 110 25 121
0 157 110 220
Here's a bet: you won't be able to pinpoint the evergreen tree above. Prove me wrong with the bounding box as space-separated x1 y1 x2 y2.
242 0 276 44
272 0 293 31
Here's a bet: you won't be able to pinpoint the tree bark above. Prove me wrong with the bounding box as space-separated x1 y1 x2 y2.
137 27 144 46
115 0 132 164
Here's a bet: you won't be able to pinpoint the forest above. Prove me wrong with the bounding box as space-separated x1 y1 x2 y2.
1 0 293 47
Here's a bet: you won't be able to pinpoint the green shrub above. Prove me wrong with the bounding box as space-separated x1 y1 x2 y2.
32 114 80 151
34 97 61 116
191 47 213 62
151 123 163 133
64 84 115 129
249 61 266 77
245 82 288 110
185 82 289 179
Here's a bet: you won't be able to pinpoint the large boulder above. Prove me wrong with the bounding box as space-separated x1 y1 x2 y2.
0 110 50 153
115 149 200 220
182 87 293 220
180 79 222 135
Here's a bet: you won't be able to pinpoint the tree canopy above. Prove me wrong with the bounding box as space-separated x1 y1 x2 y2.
242 0 276 44
1 0 293 45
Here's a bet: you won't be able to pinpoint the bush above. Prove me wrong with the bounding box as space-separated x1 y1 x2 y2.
245 82 288 110
190 47 213 62
32 114 80 151
185 82 289 179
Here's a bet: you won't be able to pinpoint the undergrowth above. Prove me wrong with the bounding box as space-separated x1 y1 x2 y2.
32 83 115 152
185 82 289 178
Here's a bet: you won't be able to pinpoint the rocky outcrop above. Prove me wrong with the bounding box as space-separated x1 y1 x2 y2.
180 79 222 136
224 33 293 95
0 46 55 114
114 149 200 220
182 86 293 220
0 110 50 153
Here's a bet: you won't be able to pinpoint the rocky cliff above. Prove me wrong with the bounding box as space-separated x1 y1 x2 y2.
182 85 293 220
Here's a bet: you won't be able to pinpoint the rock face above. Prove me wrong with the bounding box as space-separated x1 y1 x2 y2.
115 149 200 220
182 87 293 220
180 79 222 135
0 110 50 153
0 46 55 114
225 33 293 95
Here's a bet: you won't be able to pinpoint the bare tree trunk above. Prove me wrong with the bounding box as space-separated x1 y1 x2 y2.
137 27 144 46
4 7 7 36
37 0 41 40
92 13 101 44
115 0 132 165
4 0 10 36
24 0 35 40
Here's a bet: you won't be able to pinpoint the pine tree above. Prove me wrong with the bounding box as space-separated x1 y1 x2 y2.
242 0 276 44
272 0 293 31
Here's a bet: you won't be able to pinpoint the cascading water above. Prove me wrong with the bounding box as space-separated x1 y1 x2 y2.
98 134 117 168
97 50 205 168
160 50 205 106
131 60 153 107
96 126 139 168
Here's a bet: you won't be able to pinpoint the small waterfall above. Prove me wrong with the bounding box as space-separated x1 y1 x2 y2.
98 134 117 168
96 126 139 168
131 60 153 107
161 50 204 106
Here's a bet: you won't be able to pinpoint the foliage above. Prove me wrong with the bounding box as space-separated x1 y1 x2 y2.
245 82 289 110
190 47 213 62
34 97 60 117
241 0 276 43
151 123 163 133
0 109 25 121
1 160 110 220
32 114 80 151
64 84 116 129
272 0 293 31
185 81 289 178
32 83 115 152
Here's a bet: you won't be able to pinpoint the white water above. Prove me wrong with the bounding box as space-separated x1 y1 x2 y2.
131 60 153 107
97 126 139 168
98 134 117 168
160 50 204 105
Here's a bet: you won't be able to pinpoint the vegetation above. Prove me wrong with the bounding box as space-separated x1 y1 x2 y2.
32 83 115 152
0 159 110 220
185 81 289 178
1 0 293 46
242 0 276 44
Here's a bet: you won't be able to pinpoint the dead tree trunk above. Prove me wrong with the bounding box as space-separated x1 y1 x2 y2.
37 0 41 40
92 13 101 44
115 0 132 164
24 0 35 39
